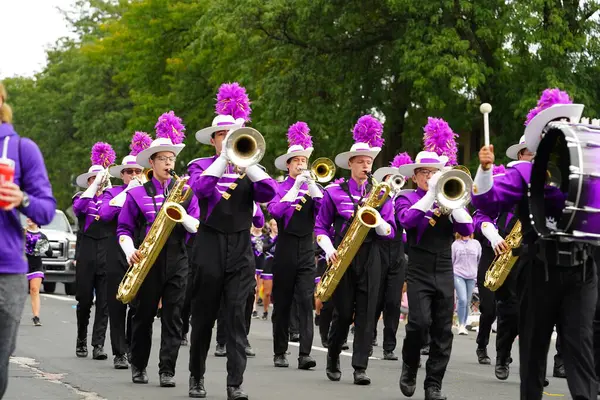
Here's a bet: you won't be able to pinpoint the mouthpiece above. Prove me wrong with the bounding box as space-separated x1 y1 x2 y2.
168 169 179 179
480 103 492 114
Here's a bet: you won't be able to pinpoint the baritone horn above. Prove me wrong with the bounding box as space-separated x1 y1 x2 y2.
436 165 473 214
389 174 406 192
225 127 266 168
310 157 336 183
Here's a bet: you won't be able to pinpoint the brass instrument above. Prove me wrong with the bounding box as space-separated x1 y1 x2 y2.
316 175 391 302
225 127 266 168
389 174 406 192
116 169 192 304
98 165 115 192
484 219 523 291
436 165 473 214
301 157 336 183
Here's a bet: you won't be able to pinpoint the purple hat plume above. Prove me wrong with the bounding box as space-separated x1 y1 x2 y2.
390 152 413 168
91 142 116 168
216 82 252 121
423 117 459 166
155 111 186 144
130 131 153 156
353 115 384 148
287 121 313 149
492 164 506 175
525 88 572 126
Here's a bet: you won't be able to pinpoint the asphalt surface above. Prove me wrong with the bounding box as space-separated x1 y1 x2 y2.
5 284 572 400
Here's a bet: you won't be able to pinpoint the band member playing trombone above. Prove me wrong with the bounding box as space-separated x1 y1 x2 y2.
315 115 396 385
187 83 277 400
118 114 199 387
98 132 152 370
268 122 323 370
472 89 596 400
397 119 474 400
72 142 117 361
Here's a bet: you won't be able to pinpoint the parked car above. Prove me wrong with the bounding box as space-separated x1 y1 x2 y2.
20 210 77 295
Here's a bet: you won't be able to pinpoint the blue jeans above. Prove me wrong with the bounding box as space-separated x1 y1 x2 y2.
454 276 475 326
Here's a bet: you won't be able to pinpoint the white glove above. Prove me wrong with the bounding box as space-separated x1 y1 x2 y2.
119 235 137 264
307 181 323 199
410 190 436 213
450 208 473 224
81 172 104 199
317 235 337 263
426 171 443 196
181 211 199 233
294 174 309 188
481 222 504 248
473 165 493 195
281 185 301 203
126 178 142 190
202 154 229 178
246 165 270 182
375 220 392 236
110 179 141 207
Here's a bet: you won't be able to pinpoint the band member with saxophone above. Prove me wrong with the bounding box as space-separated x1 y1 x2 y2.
117 113 199 387
315 115 396 385
187 83 277 400
371 152 413 360
472 88 596 399
397 118 474 400
72 142 117 361
267 121 322 369
98 132 152 369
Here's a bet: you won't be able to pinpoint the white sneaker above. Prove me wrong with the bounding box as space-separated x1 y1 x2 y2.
458 325 468 335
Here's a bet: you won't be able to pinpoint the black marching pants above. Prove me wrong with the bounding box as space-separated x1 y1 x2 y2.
272 234 315 356
495 260 522 361
182 243 195 339
76 236 109 347
402 249 454 390
328 241 380 370
289 298 300 336
319 301 334 344
106 244 135 356
476 246 496 350
519 257 597 400
216 289 255 347
130 240 187 374
189 226 254 387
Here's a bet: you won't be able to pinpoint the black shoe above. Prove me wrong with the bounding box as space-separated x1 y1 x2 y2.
289 333 300 342
215 344 226 357
341 341 349 350
113 354 129 369
181 338 189 346
159 372 176 387
544 378 550 387
353 369 371 385
420 345 430 355
227 386 248 400
314 315 320 326
245 345 256 357
425 387 447 400
495 358 510 380
274 354 289 368
553 363 566 378
399 362 417 397
189 376 206 398
298 355 316 370
326 355 341 381
321 338 329 348
76 338 87 358
476 347 491 365
92 346 107 360
131 365 148 384
261 312 268 320
383 350 398 361
32 316 42 326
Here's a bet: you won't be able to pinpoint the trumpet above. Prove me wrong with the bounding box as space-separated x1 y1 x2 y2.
98 166 114 192
224 127 266 168
436 165 473 214
389 174 406 192
300 157 336 183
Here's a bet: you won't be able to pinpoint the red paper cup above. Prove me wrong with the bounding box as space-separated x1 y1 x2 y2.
0 158 15 208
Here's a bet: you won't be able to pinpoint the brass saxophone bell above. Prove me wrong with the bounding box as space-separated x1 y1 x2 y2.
225 127 266 168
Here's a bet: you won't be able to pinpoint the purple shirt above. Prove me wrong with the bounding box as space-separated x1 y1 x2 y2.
117 176 199 239
267 176 322 229
452 238 481 279
98 185 126 222
25 230 50 257
253 203 265 229
73 193 104 232
0 123 56 274
395 187 474 244
314 178 396 240
188 156 277 221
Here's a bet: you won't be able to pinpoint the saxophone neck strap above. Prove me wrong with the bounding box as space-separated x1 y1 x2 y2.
340 178 372 215
143 179 175 214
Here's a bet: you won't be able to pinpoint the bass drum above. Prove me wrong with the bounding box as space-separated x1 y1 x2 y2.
529 121 600 244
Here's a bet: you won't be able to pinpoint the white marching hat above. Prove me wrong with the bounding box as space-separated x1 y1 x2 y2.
76 165 105 188
109 155 144 177
373 167 398 183
136 138 185 169
275 145 314 171
524 103 584 154
397 151 448 177
195 115 245 145
506 135 528 160
334 143 381 170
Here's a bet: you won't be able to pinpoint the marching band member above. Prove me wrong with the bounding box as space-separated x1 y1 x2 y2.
371 152 412 360
117 112 199 387
315 115 396 385
98 131 152 369
397 118 473 400
472 88 596 399
73 142 116 361
187 83 277 400
268 121 322 369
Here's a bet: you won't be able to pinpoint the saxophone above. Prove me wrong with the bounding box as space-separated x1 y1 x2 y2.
116 170 192 304
483 219 523 291
316 175 391 302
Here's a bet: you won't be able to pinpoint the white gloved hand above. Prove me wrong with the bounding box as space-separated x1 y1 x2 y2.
281 184 301 203
450 208 473 224
375 220 392 236
181 211 199 233
294 174 309 188
317 235 337 263
307 181 323 198
481 222 505 249
410 190 436 213
127 178 142 190
427 170 443 196
202 154 229 178
81 172 104 199
246 165 270 182
119 235 137 264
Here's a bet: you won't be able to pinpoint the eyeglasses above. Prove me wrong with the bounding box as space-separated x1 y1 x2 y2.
416 169 436 177
155 156 176 163
123 169 143 175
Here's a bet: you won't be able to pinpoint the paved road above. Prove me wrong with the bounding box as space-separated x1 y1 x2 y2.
5 284 571 400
